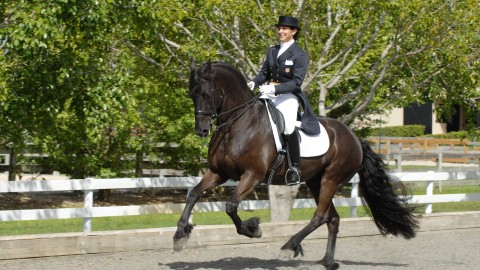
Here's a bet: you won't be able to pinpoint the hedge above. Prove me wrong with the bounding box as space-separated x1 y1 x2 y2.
356 125 426 138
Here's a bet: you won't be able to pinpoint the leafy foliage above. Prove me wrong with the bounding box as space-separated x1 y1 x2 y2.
0 0 478 177
360 125 426 138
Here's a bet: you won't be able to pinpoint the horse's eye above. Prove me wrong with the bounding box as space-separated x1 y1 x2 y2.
202 92 211 99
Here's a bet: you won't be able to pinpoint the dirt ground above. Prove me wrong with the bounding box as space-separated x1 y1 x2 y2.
1 228 479 270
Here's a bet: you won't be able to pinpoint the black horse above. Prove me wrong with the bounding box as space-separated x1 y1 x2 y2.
174 60 418 269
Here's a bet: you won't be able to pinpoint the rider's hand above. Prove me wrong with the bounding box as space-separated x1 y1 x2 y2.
247 81 255 91
259 85 275 95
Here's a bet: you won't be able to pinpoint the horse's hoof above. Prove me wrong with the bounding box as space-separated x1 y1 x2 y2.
173 237 189 252
173 223 194 252
251 226 262 238
319 258 339 270
243 217 262 238
293 244 304 257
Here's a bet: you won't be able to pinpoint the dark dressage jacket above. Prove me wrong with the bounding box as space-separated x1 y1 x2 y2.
252 42 320 135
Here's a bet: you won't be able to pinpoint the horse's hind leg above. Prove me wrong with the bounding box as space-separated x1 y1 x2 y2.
173 170 223 251
320 206 340 269
280 178 340 269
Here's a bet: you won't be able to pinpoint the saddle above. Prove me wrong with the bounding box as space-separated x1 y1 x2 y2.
262 99 329 184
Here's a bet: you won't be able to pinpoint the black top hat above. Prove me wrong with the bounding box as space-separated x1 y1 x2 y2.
275 15 300 30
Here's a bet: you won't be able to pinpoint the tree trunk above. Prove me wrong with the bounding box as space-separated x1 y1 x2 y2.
268 185 300 222
135 150 143 177
8 147 16 181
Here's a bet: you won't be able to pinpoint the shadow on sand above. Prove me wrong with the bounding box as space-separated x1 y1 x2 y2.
159 257 409 270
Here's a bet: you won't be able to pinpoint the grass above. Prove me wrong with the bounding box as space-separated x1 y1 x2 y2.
1 185 478 237
0 207 361 236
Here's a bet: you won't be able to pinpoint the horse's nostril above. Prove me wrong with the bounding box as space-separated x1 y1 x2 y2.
195 129 210 137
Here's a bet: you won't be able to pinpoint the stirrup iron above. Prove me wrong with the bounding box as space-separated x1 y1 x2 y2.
285 167 301 186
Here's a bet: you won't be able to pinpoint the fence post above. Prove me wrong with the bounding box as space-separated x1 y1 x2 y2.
436 153 443 171
437 153 443 192
396 154 402 172
350 174 359 217
425 171 435 214
83 178 94 232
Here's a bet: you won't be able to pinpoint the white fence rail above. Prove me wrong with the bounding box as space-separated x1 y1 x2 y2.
1 171 480 232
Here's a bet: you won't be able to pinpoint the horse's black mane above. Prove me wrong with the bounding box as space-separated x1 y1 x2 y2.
189 61 249 97
194 61 247 84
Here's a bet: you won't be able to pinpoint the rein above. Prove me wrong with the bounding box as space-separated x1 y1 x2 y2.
214 93 261 132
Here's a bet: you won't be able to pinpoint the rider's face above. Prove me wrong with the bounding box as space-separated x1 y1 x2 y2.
277 26 297 43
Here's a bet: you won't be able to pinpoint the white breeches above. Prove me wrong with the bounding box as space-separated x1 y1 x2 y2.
270 93 299 135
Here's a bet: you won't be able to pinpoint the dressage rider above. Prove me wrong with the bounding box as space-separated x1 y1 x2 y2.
248 15 320 185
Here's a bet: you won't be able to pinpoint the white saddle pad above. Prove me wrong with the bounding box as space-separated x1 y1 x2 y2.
264 101 330 157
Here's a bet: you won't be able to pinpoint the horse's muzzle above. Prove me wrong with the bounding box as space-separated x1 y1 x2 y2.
194 115 212 137
196 128 210 137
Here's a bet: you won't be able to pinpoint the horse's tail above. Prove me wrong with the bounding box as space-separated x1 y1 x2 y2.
357 140 419 239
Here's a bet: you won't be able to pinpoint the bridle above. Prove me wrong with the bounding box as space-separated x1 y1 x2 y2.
193 78 219 120
192 68 260 132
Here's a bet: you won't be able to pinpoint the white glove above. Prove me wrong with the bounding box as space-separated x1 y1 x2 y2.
247 81 255 91
259 85 275 95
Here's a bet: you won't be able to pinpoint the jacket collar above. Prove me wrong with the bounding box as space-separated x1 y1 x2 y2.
277 42 297 63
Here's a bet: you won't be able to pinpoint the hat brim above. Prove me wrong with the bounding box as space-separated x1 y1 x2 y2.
275 23 300 30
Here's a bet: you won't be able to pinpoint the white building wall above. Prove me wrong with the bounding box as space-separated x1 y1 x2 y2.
364 104 447 134
431 103 447 134
366 107 404 128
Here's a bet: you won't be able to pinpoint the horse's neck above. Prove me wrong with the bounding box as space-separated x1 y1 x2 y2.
214 67 256 119
216 76 254 111
222 94 253 111
217 97 263 130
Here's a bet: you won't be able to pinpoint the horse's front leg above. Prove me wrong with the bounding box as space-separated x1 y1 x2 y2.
173 170 223 251
226 175 263 238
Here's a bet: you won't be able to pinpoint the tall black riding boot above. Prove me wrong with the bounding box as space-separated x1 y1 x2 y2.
285 128 301 185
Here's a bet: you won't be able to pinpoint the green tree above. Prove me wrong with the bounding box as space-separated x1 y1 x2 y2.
1 0 478 181
1 1 139 179
115 0 477 125
0 0 209 178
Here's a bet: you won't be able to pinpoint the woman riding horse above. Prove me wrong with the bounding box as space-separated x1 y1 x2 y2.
174 60 418 269
248 15 319 185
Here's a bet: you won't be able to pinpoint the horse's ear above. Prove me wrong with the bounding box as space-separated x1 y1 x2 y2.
201 61 212 74
190 59 196 72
